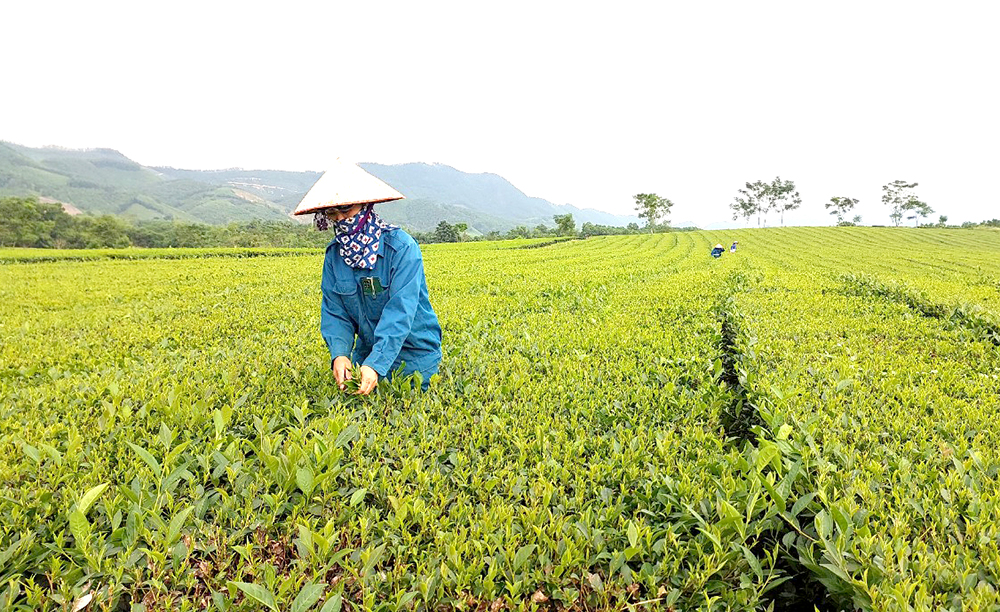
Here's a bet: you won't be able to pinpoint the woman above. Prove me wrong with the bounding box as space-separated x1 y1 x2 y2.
294 160 442 395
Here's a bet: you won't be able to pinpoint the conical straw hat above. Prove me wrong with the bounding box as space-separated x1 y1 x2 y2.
293 158 405 216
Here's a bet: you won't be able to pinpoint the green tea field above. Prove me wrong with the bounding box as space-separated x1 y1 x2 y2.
2 228 999 612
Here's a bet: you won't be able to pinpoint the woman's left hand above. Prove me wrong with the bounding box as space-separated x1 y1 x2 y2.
356 365 379 395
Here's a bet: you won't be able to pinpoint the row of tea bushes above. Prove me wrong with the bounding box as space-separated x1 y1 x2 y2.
729 261 1000 610
2 234 790 610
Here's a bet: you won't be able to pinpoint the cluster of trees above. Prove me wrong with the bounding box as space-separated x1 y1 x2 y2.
582 222 638 236
624 181 990 232
2 196 684 250
126 219 330 248
728 177 802 227
410 221 500 243
820 181 935 227
578 181 963 231
721 178 944 228
0 197 329 249
0 197 130 248
959 218 1000 229
414 217 577 243
880 181 934 227
5 192 993 252
414 180 979 239
413 206 688 244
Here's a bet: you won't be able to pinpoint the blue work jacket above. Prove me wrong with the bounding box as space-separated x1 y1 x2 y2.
320 228 442 378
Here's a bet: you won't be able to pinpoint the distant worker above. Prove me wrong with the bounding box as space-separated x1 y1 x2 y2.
293 159 442 395
711 243 725 258
730 241 738 253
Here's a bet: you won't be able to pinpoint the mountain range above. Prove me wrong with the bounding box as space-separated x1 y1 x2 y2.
0 142 640 232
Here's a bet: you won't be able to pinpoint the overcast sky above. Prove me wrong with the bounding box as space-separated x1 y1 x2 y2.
2 0 997 227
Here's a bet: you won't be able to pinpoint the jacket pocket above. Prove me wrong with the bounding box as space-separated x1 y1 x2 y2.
332 281 357 296
359 275 390 322
330 281 359 327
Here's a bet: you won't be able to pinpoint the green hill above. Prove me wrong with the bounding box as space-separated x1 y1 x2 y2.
360 162 640 230
0 142 640 232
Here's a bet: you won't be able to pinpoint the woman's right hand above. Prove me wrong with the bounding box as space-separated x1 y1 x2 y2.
332 356 353 390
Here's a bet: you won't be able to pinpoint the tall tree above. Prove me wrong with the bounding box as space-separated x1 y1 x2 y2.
552 213 576 236
903 200 934 227
633 193 673 232
768 177 801 226
824 196 859 224
434 221 459 243
506 225 530 239
730 181 768 226
881 180 921 227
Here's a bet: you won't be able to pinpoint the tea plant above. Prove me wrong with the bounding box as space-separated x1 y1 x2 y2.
2 227 999 611
726 257 1000 610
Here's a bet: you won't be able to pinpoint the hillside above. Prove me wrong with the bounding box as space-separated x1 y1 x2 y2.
361 162 641 230
0 142 640 232
0 144 289 224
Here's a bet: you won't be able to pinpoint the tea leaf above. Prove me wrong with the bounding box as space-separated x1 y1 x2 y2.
627 521 639 548
513 544 535 571
291 582 325 612
126 442 161 476
319 594 343 612
77 483 109 516
68 510 90 549
166 506 194 545
296 467 315 496
335 424 359 449
228 582 278 611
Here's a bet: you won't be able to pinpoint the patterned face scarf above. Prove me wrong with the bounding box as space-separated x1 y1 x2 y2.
315 205 398 269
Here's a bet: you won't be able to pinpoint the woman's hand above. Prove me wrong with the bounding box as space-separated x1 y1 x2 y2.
332 356 353 390
356 365 378 395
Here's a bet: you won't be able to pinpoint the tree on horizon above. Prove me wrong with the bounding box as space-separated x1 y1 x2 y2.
633 193 673 232
825 196 859 225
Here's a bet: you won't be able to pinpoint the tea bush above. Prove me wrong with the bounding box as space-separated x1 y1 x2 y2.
2 228 998 611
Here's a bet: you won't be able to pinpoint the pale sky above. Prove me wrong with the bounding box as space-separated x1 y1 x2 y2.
2 0 998 227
